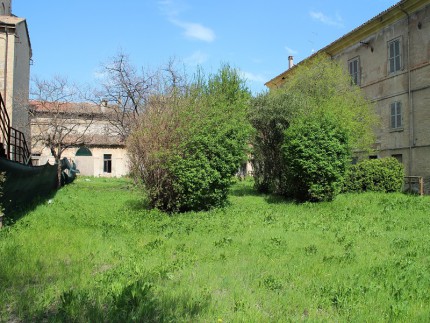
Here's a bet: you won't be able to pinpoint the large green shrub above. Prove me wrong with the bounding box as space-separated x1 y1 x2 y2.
128 65 251 212
344 157 404 193
282 117 350 202
249 54 376 199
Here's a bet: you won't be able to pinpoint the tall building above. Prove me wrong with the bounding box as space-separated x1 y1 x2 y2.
266 0 430 191
0 0 32 140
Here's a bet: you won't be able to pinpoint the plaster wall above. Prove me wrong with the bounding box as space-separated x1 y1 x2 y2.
36 146 129 178
333 4 430 179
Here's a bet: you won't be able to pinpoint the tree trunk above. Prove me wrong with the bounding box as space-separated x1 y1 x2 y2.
56 156 62 189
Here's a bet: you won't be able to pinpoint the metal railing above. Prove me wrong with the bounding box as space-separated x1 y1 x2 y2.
0 93 32 165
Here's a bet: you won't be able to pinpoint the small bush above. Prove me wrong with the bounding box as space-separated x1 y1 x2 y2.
282 117 350 202
343 157 404 193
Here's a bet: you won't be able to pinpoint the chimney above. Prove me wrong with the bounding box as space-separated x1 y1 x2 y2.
100 99 108 113
288 56 294 69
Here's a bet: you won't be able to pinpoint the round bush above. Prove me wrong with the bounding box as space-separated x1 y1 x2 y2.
343 157 404 193
282 117 350 202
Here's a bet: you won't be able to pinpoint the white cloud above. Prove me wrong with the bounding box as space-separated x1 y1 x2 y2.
310 11 344 28
158 0 216 43
158 0 185 18
240 71 266 83
171 20 215 42
285 46 298 55
184 50 209 66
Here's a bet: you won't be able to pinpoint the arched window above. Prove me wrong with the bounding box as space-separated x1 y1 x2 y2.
1 3 5 15
76 147 92 157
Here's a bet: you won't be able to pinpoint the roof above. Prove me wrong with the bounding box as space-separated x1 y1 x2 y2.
265 0 430 88
0 15 32 59
29 100 113 117
0 15 24 25
64 134 126 147
30 101 127 147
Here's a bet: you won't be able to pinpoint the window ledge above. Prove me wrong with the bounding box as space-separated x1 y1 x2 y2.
389 127 404 133
388 68 405 77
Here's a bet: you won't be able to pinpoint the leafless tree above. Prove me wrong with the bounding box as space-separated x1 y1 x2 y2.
90 52 155 140
29 76 94 188
92 52 188 140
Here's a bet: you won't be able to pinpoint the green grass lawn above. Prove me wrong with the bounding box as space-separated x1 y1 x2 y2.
1 177 430 322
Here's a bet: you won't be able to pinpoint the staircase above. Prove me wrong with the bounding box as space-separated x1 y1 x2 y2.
0 93 32 166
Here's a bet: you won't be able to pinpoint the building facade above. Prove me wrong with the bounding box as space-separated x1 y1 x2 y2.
0 0 31 140
30 101 130 177
266 0 430 190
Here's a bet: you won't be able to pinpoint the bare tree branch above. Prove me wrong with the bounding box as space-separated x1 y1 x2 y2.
29 76 95 188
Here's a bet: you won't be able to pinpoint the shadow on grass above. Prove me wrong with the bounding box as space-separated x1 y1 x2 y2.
229 182 263 197
265 194 297 205
3 189 59 227
33 279 210 322
124 197 150 211
229 180 299 205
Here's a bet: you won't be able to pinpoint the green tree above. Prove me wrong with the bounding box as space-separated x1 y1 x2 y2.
250 54 377 200
128 64 251 212
249 91 301 194
282 54 376 150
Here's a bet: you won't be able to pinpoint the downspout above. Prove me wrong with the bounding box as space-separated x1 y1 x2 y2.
2 26 9 159
401 6 413 176
3 26 7 107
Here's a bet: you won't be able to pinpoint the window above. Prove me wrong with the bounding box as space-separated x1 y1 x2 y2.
390 101 402 129
348 57 360 85
369 155 378 159
388 38 402 73
76 146 92 157
392 154 403 163
103 154 112 173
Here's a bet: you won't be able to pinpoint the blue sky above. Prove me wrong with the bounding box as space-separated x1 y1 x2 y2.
14 0 399 94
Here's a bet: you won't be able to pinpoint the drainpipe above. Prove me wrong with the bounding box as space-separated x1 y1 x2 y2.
401 6 413 176
1 26 9 158
3 26 8 107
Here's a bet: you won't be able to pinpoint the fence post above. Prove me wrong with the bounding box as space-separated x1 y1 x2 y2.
420 177 424 196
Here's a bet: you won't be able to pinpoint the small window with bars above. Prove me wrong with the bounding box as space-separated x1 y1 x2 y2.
390 101 402 129
348 57 360 85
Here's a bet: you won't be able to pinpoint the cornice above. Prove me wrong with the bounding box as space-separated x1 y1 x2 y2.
266 0 430 89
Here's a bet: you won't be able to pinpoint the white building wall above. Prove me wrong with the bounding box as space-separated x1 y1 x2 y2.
37 146 130 178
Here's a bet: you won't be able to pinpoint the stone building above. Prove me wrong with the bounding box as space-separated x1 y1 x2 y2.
266 0 430 190
30 101 130 177
0 0 32 140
